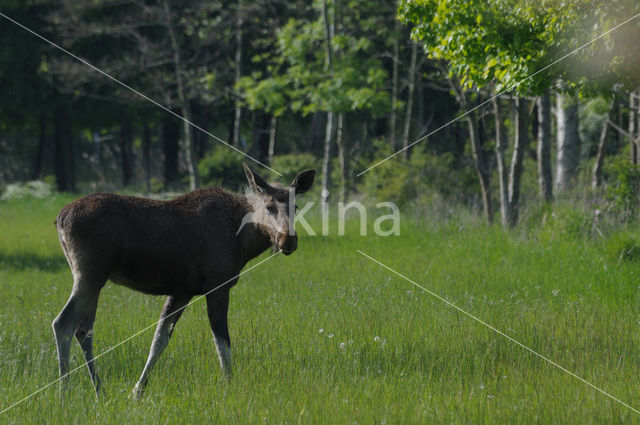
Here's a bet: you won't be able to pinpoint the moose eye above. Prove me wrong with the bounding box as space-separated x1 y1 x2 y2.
266 205 278 215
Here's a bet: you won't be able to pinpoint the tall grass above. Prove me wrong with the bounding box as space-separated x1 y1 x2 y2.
1 195 640 424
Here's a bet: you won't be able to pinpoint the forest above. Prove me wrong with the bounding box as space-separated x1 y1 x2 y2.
5 2 640 423
0 0 638 228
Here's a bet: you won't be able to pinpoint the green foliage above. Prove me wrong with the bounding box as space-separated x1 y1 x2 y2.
149 177 165 194
399 0 640 97
238 0 391 117
605 156 640 215
237 74 290 117
197 148 247 191
399 0 562 95
362 143 477 205
270 153 319 186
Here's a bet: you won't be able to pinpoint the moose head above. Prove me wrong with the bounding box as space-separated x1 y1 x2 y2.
239 163 315 255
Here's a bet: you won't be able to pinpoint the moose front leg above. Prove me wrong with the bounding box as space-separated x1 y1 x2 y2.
206 289 231 378
133 294 191 398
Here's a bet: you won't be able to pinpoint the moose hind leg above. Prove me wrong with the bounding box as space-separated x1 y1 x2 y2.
52 279 102 392
133 295 191 399
206 289 231 378
74 301 101 396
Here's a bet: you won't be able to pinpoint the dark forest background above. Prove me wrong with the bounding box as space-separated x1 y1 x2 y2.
1 0 640 227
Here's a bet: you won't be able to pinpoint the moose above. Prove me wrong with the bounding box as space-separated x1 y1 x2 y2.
52 163 315 397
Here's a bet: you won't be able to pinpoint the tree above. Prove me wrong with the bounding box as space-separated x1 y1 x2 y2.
555 90 581 191
0 1 56 185
399 0 639 224
400 0 557 224
44 0 245 190
239 0 390 202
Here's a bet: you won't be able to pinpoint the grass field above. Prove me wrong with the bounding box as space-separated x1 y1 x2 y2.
1 195 640 424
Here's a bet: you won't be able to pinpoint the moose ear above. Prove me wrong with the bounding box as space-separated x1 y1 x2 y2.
243 163 271 193
291 170 315 195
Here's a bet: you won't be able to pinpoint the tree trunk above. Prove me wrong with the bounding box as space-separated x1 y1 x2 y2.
321 0 334 206
322 0 334 69
33 109 46 180
507 98 529 227
612 100 621 150
53 106 75 192
142 122 152 192
389 17 400 149
402 40 418 159
336 113 347 202
268 115 276 165
321 111 333 205
493 96 510 226
163 0 198 190
232 5 243 148
592 106 611 188
629 90 638 165
466 110 493 223
537 93 553 201
120 117 134 187
555 92 580 191
162 119 180 188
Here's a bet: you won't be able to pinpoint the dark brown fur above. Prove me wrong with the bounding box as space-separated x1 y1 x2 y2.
56 188 268 296
52 164 314 397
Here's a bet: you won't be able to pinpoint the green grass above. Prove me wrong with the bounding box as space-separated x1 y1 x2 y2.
1 196 640 424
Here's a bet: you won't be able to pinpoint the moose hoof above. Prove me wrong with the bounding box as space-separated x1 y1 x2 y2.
131 383 145 400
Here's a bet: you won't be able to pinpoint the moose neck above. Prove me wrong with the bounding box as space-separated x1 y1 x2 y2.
233 194 273 263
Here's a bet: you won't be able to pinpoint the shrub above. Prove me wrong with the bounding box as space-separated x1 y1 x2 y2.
1 180 54 201
198 148 247 191
603 233 640 263
605 156 640 218
360 142 477 206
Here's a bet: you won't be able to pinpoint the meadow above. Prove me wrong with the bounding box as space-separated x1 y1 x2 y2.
1 195 640 424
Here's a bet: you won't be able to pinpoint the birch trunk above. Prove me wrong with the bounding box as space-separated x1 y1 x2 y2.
537 93 553 201
402 40 418 158
630 90 638 165
163 0 198 190
507 98 529 227
493 96 510 226
466 110 493 223
321 0 334 206
389 18 400 149
445 71 493 224
336 113 347 202
592 106 610 188
321 111 333 205
555 92 580 191
268 115 276 165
